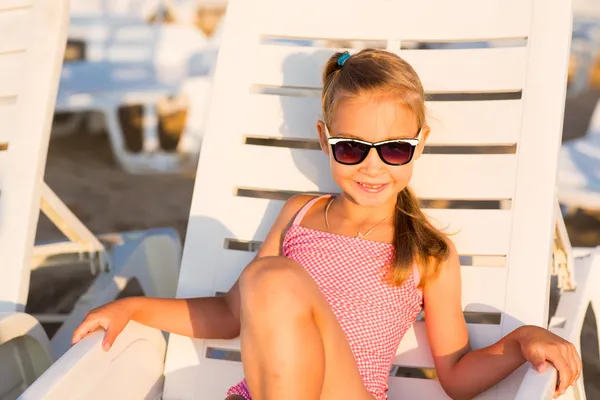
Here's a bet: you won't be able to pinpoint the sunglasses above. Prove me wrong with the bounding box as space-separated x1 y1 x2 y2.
324 124 422 166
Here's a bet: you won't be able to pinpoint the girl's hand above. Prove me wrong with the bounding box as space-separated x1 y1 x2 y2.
516 325 582 398
71 298 139 351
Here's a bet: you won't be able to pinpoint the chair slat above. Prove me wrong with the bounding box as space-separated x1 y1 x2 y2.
259 0 531 41
254 46 528 93
0 52 25 98
0 8 31 54
234 147 517 200
425 209 512 256
460 267 507 311
194 197 512 265
0 103 14 146
246 95 523 146
0 0 32 12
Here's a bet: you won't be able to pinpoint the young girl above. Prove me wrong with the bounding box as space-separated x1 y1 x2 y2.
72 49 582 400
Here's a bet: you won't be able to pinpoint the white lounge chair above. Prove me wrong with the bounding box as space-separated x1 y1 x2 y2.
0 3 183 397
22 0 599 399
0 0 69 397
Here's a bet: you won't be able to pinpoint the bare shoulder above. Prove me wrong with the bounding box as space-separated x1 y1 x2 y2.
256 193 319 258
279 194 319 223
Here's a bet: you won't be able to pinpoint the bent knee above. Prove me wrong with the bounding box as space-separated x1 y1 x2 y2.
239 256 307 306
240 256 301 287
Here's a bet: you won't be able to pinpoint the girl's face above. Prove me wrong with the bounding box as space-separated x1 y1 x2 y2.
317 93 429 208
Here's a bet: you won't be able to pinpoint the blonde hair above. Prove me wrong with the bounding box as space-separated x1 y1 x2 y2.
321 49 450 288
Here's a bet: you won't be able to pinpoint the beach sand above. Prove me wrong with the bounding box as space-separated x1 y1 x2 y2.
28 89 600 397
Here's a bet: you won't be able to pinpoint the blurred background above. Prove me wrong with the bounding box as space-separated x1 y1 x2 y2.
27 0 600 397
30 0 224 335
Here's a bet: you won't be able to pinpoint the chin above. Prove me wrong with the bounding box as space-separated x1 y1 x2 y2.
357 196 396 208
342 183 398 207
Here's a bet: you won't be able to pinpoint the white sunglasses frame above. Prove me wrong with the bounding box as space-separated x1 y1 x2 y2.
323 123 423 166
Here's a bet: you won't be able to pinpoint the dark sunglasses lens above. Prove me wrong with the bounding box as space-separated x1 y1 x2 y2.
380 142 415 165
333 141 368 164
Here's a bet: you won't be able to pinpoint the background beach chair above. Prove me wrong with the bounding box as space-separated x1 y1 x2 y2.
0 2 184 398
558 0 600 214
559 99 600 213
51 0 161 137
21 0 599 399
54 0 215 174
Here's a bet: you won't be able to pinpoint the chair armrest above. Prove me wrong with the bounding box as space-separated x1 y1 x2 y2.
0 312 52 353
21 321 166 400
514 363 557 400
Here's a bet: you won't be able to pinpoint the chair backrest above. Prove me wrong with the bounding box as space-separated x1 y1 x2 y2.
573 0 600 19
162 0 572 398
0 0 69 312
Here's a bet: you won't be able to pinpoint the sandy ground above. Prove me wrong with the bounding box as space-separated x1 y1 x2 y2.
27 89 600 397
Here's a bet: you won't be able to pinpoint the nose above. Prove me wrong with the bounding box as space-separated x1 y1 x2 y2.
359 147 385 175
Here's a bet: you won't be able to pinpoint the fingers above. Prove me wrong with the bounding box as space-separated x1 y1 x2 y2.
72 311 117 351
527 349 548 373
520 327 583 398
567 344 582 385
102 321 125 351
551 354 571 398
551 344 578 398
71 316 103 345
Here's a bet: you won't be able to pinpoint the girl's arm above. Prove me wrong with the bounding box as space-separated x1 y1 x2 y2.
72 287 242 350
73 194 317 350
424 240 581 400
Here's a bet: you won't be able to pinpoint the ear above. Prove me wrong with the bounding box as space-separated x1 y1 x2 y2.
317 120 330 155
412 125 431 161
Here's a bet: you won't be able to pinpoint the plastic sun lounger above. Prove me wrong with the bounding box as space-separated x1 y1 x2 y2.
21 0 599 399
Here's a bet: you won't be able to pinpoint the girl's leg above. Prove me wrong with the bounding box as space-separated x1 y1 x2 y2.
238 256 372 400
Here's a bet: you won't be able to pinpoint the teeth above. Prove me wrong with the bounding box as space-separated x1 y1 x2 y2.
360 183 384 189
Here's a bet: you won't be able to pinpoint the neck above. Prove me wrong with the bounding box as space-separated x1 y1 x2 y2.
334 192 397 226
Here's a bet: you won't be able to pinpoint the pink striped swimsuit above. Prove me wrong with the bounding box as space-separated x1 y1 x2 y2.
226 195 423 399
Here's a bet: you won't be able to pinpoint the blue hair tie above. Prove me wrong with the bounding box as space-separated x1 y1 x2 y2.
337 52 351 66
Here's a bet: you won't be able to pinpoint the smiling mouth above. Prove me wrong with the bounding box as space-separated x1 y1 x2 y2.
359 182 386 189
356 182 389 192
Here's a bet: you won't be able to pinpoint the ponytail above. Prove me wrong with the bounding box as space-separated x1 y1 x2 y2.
388 187 450 288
